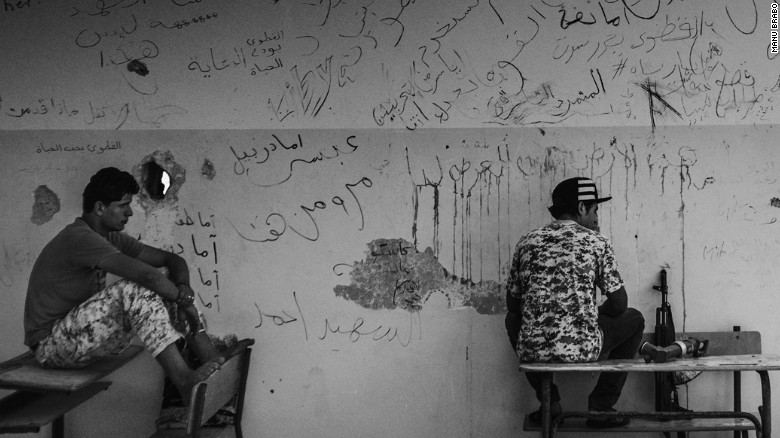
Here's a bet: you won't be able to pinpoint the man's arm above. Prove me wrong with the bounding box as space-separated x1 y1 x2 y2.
135 245 191 286
505 284 522 350
599 285 628 317
506 285 522 315
97 244 191 303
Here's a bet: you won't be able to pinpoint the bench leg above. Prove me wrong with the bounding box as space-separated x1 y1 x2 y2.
541 372 552 438
52 415 64 438
758 370 771 438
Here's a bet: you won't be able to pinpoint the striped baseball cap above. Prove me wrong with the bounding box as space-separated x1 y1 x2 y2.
551 177 611 207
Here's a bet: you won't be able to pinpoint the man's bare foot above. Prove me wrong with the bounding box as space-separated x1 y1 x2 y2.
161 339 254 404
178 355 227 402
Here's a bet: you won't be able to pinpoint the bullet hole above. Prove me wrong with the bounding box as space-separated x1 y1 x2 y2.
31 185 60 225
270 389 275 394
127 59 149 76
771 197 780 208
143 161 170 200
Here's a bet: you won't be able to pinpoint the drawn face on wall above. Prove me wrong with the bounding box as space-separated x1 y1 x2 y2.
576 202 599 232
97 193 134 233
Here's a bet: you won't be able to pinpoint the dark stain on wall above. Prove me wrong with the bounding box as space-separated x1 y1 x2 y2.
127 59 149 76
201 158 216 180
31 185 60 225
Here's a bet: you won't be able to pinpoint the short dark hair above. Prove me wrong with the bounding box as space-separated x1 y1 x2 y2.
82 167 140 213
548 200 597 220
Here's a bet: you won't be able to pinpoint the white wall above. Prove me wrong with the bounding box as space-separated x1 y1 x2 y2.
1 1 779 437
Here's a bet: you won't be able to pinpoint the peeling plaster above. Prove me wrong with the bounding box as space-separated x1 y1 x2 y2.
334 238 504 314
30 185 60 225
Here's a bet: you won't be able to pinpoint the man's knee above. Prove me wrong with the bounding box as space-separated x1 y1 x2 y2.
625 307 646 333
106 279 164 308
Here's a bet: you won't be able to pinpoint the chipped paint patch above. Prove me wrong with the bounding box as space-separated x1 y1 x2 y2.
334 238 504 314
771 197 780 208
201 158 216 180
30 185 60 225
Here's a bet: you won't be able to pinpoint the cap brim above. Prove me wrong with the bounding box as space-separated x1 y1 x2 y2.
594 196 612 203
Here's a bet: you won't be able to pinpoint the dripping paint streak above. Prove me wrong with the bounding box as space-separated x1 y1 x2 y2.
497 169 502 283
453 177 458 276
461 175 466 280
505 162 511 279
433 185 440 258
412 186 419 248
479 176 484 282
405 148 420 249
679 155 687 331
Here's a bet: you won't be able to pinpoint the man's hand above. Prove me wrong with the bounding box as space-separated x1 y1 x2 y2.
174 282 195 306
176 302 203 335
174 283 202 334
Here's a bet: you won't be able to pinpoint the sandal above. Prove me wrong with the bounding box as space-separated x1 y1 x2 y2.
585 408 630 428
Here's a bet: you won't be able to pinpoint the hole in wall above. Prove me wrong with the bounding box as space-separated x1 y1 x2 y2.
134 150 185 210
143 161 171 200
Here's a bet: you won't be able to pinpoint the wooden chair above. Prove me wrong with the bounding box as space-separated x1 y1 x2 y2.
151 339 254 438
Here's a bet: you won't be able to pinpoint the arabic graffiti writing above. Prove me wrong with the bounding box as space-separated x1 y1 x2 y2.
253 290 422 347
75 14 139 48
229 175 373 244
5 98 80 119
230 133 360 187
186 29 284 77
1 95 187 129
69 0 147 18
170 208 222 311
150 12 218 31
35 140 122 154
3 0 775 130
557 0 661 30
400 131 717 292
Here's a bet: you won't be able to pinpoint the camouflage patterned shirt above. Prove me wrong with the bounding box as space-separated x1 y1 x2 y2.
507 221 624 362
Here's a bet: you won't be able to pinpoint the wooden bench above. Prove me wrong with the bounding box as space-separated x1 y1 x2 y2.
519 331 780 437
0 344 143 437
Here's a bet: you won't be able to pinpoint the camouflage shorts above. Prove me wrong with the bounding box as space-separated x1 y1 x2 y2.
34 279 183 368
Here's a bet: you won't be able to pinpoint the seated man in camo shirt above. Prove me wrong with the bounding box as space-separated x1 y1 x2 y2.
505 177 645 428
